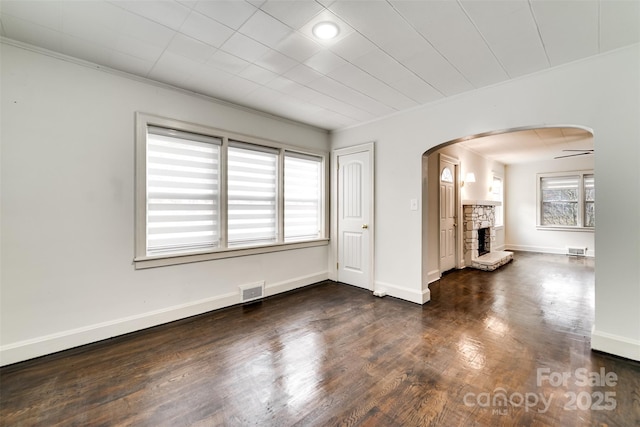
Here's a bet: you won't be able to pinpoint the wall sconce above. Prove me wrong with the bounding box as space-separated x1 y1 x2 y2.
461 172 476 187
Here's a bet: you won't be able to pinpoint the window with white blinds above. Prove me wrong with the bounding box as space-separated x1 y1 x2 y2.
538 172 594 228
135 113 327 267
284 152 322 242
227 142 278 247
146 126 221 255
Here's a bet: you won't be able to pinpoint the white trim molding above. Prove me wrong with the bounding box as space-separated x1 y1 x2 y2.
427 269 441 285
374 280 431 305
592 327 640 361
0 271 329 366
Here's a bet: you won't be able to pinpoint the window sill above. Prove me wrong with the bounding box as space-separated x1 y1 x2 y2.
536 226 595 233
134 239 330 270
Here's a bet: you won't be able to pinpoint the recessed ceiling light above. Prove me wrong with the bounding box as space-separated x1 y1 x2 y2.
312 21 339 40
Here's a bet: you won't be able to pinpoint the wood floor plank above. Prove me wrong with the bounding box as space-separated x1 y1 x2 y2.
1 252 639 426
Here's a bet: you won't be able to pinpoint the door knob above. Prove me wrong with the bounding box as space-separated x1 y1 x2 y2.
362 224 368 229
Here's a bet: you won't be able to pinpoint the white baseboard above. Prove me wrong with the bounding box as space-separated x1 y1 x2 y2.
426 269 441 285
0 271 329 367
591 327 640 361
505 244 595 257
265 272 329 296
374 281 430 305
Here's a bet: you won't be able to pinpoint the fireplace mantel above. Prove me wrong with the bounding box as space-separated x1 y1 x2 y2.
462 200 502 206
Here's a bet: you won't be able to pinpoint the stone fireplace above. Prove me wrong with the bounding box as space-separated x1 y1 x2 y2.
463 200 513 271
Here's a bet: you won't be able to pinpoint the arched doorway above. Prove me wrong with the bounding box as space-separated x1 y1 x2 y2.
422 125 594 285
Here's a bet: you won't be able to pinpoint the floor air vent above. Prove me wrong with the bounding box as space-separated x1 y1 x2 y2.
239 281 265 303
567 247 587 256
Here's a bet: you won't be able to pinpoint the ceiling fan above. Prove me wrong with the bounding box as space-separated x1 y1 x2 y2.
554 149 594 159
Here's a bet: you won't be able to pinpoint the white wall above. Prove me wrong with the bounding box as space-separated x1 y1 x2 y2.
505 156 595 256
0 43 331 365
331 45 640 361
425 144 506 281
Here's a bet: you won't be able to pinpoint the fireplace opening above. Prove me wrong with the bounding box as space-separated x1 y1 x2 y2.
478 227 491 257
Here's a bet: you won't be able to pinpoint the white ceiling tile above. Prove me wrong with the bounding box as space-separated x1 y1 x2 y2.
61 2 123 48
121 12 176 48
600 0 640 51
110 0 191 30
115 33 165 63
389 74 442 105
166 33 217 63
238 9 293 48
304 50 348 74
329 31 377 62
352 50 410 84
187 64 235 91
329 64 417 112
179 11 234 48
207 50 250 74
178 0 198 8
460 0 549 78
0 0 63 31
246 0 267 9
0 14 63 52
194 0 257 30
221 32 270 62
265 76 306 93
530 0 599 66
328 0 394 37
402 47 472 96
254 48 298 74
108 50 155 76
290 85 368 119
307 76 394 117
238 64 279 85
392 1 508 88
148 50 200 87
60 34 114 67
259 0 324 29
62 1 127 32
283 64 323 85
275 32 322 62
218 75 262 97
317 0 337 8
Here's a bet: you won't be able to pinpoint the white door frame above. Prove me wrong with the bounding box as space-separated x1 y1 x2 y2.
438 153 461 273
330 142 375 290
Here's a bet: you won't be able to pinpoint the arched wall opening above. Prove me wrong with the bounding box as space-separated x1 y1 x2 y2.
421 124 595 285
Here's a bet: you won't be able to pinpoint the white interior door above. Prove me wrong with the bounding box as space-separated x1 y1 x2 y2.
439 156 457 273
337 150 372 290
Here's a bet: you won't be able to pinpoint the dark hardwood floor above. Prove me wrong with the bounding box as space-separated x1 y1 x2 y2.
1 252 639 426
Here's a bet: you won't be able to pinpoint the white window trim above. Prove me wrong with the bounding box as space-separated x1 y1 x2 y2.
135 112 329 269
536 170 594 232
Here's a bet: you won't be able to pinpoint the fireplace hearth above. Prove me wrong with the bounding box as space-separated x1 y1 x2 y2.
463 200 513 271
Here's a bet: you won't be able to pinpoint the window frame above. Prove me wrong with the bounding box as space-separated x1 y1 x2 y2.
135 113 329 269
536 170 594 231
